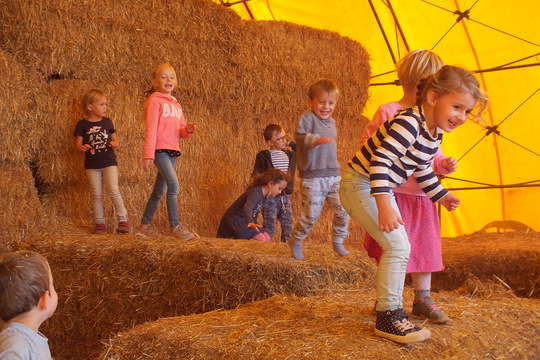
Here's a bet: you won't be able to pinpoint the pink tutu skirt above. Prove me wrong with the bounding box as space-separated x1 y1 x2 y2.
363 193 444 273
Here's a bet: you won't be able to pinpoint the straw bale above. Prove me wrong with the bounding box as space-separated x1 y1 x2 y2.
0 0 370 241
24 234 374 360
98 290 540 360
0 163 46 251
435 231 540 298
0 50 49 162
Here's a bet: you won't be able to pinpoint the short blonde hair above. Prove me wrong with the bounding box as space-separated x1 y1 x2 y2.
81 89 106 116
396 49 444 90
307 78 339 100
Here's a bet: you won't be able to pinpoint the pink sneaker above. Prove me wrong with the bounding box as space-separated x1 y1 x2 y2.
93 223 106 235
412 296 451 324
171 225 195 241
116 221 130 234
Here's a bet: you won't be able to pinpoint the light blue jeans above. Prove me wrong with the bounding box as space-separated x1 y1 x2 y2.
141 152 180 227
339 166 410 311
86 166 128 224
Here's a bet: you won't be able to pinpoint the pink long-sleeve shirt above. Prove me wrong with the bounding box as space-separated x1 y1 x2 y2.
142 92 192 160
360 101 451 196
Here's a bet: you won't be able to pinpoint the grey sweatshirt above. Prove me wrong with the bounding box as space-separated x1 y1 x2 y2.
294 110 341 179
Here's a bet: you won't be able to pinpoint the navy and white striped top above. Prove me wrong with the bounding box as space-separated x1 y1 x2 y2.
349 107 448 203
270 150 290 173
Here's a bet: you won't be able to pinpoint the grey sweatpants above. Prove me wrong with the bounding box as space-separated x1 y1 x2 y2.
290 176 349 244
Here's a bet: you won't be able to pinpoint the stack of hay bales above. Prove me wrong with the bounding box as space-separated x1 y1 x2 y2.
0 0 370 244
30 236 375 360
0 51 49 251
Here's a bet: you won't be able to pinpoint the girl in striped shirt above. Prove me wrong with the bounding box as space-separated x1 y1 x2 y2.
339 65 487 344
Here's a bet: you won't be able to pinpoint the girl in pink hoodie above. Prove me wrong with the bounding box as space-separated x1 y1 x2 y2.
137 63 196 240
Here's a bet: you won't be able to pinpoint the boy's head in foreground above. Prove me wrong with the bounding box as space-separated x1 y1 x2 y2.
307 78 339 120
0 251 57 330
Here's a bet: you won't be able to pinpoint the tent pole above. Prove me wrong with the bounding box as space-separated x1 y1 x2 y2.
386 0 409 52
243 2 254 20
368 0 397 64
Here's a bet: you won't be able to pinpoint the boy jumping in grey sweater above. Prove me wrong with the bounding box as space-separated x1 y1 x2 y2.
288 78 350 260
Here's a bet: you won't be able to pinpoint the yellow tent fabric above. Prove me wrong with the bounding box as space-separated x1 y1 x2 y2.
215 0 540 237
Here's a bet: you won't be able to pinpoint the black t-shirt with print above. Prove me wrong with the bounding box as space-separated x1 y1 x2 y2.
74 117 118 169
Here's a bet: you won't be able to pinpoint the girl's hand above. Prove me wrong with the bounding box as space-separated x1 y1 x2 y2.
76 144 92 152
186 123 196 134
375 194 405 232
439 193 460 211
378 207 405 232
314 136 333 146
109 140 119 148
140 159 154 172
247 223 262 230
442 157 458 173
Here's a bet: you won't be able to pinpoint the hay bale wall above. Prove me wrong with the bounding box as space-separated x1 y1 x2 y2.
0 0 370 245
0 51 50 250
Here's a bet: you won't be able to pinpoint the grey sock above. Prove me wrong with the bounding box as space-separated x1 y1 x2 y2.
332 242 350 256
288 240 304 260
414 289 430 302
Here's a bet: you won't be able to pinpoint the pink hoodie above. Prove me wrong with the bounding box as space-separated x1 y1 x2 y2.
360 101 451 196
143 92 192 160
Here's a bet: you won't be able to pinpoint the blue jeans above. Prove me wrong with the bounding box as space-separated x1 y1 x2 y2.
141 152 180 227
339 166 410 311
262 194 293 242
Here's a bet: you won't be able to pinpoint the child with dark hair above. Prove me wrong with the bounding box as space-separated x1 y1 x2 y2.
253 124 296 242
217 169 290 241
0 251 58 359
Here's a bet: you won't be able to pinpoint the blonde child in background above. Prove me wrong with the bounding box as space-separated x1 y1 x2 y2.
361 49 455 324
74 89 130 234
217 169 290 241
0 251 58 359
137 63 197 240
252 124 296 242
288 78 350 260
339 65 488 343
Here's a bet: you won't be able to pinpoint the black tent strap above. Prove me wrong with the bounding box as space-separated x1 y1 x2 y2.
371 60 540 84
476 62 540 74
497 134 540 158
468 19 539 48
419 0 537 50
218 0 251 7
456 87 540 161
454 9 470 22
446 183 540 191
440 175 540 188
485 125 499 136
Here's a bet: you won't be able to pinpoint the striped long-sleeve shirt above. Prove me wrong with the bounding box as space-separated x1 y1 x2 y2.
349 107 448 203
